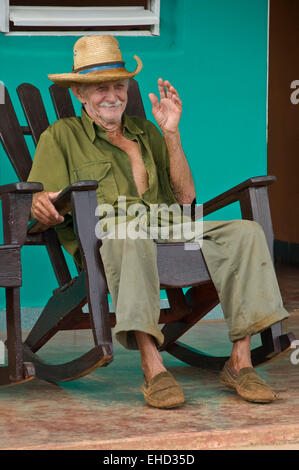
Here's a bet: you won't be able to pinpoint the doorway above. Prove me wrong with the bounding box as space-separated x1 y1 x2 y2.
267 0 299 264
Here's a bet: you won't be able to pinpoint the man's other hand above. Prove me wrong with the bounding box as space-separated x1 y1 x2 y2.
31 190 64 226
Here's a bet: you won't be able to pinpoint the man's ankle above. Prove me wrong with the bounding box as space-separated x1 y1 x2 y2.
135 330 167 382
142 362 167 383
228 335 253 374
227 357 252 375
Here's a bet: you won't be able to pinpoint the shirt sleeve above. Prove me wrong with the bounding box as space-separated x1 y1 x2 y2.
27 128 70 192
27 127 81 261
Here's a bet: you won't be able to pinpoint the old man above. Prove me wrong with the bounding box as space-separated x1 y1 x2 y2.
27 35 289 409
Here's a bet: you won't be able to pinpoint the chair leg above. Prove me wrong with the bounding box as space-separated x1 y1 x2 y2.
0 287 35 386
22 273 113 384
259 321 296 363
6 287 23 381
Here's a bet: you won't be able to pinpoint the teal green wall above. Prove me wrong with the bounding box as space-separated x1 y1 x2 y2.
0 0 269 308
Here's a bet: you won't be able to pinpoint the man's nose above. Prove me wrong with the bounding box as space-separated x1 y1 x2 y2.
105 89 118 102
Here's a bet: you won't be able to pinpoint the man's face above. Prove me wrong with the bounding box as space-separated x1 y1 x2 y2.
76 79 129 127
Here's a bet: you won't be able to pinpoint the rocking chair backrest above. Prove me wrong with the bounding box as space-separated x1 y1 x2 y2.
49 84 76 119
17 84 51 147
0 79 146 183
125 79 146 118
0 87 33 181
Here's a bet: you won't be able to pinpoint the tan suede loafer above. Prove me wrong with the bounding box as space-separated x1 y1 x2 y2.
142 371 185 409
220 361 277 403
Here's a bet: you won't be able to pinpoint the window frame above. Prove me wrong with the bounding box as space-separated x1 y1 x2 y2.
0 0 160 36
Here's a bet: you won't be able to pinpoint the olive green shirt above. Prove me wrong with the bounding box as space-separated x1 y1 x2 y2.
27 108 179 263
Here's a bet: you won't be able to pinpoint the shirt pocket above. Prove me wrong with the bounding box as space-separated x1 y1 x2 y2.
73 161 119 205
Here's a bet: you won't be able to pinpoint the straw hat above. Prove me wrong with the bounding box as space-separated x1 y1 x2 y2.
48 35 143 87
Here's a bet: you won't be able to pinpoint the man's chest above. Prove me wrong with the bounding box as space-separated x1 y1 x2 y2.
107 134 149 196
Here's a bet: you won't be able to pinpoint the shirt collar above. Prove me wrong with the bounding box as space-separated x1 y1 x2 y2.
122 113 144 137
81 107 144 142
81 107 96 142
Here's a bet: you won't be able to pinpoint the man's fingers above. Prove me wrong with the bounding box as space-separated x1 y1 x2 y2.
32 191 64 225
173 93 182 108
157 79 181 105
42 196 64 222
48 190 63 201
157 78 166 99
164 80 180 101
148 93 159 108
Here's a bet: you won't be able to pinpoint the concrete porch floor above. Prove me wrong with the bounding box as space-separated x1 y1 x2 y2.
0 261 298 451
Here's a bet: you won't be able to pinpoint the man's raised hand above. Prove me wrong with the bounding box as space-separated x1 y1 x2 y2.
149 78 182 134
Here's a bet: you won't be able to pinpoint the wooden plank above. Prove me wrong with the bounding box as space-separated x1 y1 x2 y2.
25 271 87 352
0 247 21 287
0 87 33 181
0 182 42 197
22 343 112 383
2 193 33 246
126 79 146 118
202 176 276 217
160 283 219 351
17 83 50 146
5 287 23 381
165 332 295 370
157 243 211 288
49 84 75 119
165 288 191 319
72 190 113 353
43 229 72 286
239 186 275 261
164 342 229 371
17 84 78 286
0 366 35 386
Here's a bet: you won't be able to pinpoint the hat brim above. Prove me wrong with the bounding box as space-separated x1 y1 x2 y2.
48 55 142 88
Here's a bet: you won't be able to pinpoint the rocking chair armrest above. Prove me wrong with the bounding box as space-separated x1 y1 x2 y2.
202 175 276 216
51 180 99 213
0 182 43 199
0 182 44 246
27 180 99 234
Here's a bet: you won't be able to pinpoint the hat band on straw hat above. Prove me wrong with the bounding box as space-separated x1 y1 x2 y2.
74 61 125 74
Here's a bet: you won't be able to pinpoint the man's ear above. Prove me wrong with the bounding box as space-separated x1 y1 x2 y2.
70 84 85 104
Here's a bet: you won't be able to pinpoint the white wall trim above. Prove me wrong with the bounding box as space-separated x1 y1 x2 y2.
1 1 160 36
0 0 9 33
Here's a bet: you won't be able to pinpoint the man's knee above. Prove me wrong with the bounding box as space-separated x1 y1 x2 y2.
232 219 264 238
100 237 156 259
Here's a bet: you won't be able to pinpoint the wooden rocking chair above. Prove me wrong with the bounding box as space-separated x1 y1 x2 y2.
0 80 295 386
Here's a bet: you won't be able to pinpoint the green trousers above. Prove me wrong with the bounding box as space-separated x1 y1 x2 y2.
99 219 289 349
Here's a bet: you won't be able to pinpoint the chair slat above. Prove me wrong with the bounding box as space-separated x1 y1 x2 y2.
126 79 146 118
17 83 74 286
49 84 76 119
0 87 33 182
17 83 50 146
